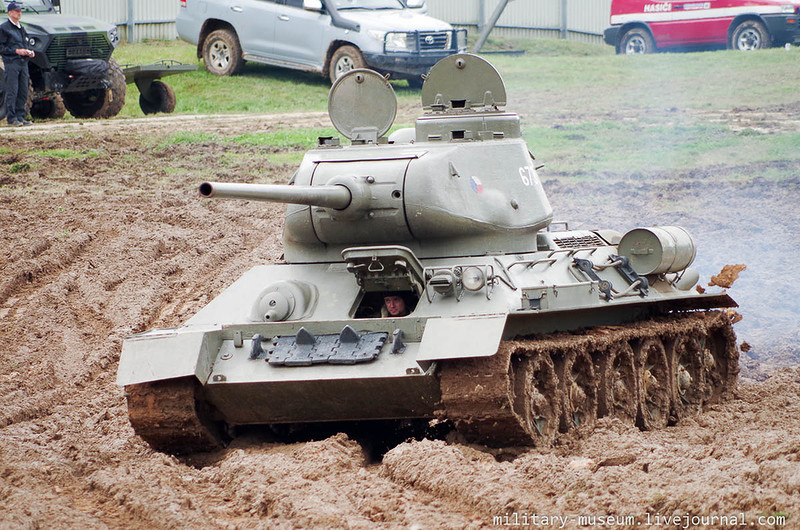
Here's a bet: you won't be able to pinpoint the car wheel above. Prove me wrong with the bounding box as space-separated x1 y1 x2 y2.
203 28 244 76
62 58 127 119
328 45 366 84
30 94 66 120
96 58 127 119
406 76 424 89
139 80 176 114
619 27 654 54
730 20 771 51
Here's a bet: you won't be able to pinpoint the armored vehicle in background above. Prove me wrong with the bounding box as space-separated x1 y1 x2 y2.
1 0 124 120
118 55 739 453
1 0 189 120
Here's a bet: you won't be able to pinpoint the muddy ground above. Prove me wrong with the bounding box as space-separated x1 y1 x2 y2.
1 104 799 529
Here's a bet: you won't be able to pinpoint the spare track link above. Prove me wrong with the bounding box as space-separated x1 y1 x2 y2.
125 377 225 454
438 311 738 447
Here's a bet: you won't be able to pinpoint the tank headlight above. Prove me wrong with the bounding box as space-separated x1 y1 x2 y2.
462 266 486 291
429 270 455 295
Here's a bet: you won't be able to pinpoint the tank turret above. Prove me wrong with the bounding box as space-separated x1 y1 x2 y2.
200 60 552 263
119 55 740 455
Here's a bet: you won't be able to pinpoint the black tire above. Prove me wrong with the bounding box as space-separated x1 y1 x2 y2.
202 28 244 76
30 94 66 120
62 58 127 119
0 63 33 122
328 45 366 84
619 27 655 55
406 76 424 89
730 20 771 51
139 80 176 114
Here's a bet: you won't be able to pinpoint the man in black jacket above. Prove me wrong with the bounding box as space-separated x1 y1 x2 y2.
0 2 35 126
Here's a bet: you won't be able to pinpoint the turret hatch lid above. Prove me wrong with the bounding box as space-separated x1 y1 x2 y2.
421 54 507 111
328 69 397 142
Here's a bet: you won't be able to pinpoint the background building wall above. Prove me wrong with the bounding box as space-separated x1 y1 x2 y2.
59 0 611 45
61 0 179 42
427 0 612 44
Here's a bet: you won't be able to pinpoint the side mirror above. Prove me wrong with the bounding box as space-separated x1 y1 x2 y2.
404 0 426 8
51 0 61 7
303 0 323 12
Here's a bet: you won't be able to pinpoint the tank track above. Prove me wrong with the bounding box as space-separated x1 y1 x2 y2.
125 377 225 454
438 311 738 447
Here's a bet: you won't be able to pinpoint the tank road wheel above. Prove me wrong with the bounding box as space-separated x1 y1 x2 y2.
510 353 560 444
125 377 226 454
635 338 672 430
669 334 707 418
439 342 560 447
62 58 127 119
139 80 176 114
619 27 655 54
701 313 739 403
560 350 598 433
30 94 66 120
598 342 638 423
203 28 244 76
328 45 366 84
730 20 771 51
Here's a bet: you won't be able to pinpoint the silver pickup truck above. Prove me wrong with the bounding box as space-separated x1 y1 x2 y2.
176 0 467 86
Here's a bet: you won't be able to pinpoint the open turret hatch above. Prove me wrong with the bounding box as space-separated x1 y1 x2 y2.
421 54 507 112
328 69 397 144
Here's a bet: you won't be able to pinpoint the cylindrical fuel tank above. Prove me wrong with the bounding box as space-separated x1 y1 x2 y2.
617 226 696 275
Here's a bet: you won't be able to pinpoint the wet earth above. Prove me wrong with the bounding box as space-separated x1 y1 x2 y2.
0 107 798 528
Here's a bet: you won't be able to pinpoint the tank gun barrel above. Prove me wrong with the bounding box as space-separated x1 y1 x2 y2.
199 181 352 210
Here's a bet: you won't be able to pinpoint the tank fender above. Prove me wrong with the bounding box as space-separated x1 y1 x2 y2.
116 326 221 386
416 314 506 361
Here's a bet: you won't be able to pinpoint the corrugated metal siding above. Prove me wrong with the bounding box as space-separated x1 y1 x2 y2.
428 0 612 42
59 0 609 44
60 0 178 42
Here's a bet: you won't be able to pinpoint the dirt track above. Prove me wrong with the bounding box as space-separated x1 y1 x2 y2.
1 110 799 528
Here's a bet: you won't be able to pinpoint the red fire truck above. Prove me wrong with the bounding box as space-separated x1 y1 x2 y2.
604 0 800 54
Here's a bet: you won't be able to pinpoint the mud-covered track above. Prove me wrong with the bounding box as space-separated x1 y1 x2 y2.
125 378 225 454
439 311 738 447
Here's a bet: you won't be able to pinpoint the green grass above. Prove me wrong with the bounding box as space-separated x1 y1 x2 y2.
231 129 338 148
525 122 800 177
109 38 800 121
75 38 800 183
32 148 101 159
156 128 338 150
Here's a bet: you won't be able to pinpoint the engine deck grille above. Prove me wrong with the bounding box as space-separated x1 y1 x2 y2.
552 234 605 249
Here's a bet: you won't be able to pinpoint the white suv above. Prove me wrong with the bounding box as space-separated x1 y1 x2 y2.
177 0 467 86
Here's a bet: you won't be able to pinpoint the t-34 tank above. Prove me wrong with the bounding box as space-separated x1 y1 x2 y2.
117 55 739 453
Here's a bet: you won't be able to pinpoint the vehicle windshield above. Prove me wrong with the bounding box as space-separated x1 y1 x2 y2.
2 0 53 13
332 0 403 10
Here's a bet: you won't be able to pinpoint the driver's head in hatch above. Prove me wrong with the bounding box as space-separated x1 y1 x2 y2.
382 292 410 317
